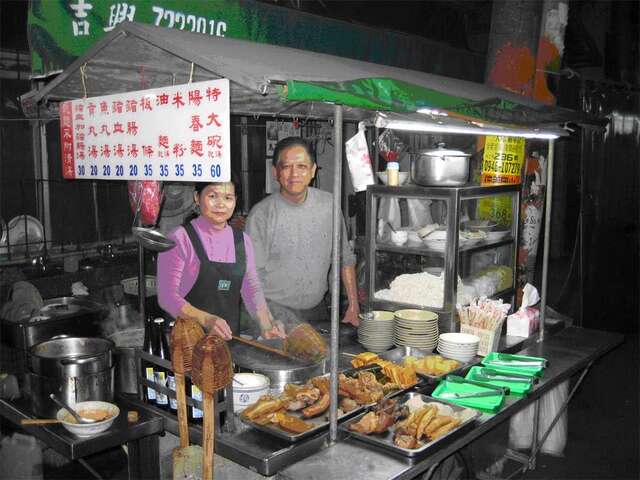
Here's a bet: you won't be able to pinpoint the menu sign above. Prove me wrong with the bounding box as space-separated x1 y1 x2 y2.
60 79 230 182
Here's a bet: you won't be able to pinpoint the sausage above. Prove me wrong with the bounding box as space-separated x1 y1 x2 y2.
302 393 330 418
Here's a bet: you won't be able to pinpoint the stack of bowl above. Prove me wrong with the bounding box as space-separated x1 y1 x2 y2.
437 332 480 363
393 309 439 351
357 311 395 353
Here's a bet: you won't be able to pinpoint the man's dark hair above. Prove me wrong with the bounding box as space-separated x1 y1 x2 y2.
272 136 315 166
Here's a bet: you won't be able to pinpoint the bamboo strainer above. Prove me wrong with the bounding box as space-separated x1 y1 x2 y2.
170 317 205 374
283 323 328 363
191 334 233 393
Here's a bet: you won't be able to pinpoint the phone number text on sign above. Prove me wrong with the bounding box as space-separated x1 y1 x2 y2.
59 79 230 182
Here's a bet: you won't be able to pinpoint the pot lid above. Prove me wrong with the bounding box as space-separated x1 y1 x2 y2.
419 143 471 158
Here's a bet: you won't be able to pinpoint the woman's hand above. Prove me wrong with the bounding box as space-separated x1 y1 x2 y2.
262 321 286 339
201 314 233 340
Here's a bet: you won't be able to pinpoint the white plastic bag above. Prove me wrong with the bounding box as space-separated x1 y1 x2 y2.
509 381 568 456
345 123 375 192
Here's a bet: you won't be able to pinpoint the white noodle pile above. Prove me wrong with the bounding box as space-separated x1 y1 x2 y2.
375 272 476 308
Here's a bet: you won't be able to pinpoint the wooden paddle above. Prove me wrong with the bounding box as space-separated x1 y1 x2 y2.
20 419 61 425
192 334 233 480
231 335 290 359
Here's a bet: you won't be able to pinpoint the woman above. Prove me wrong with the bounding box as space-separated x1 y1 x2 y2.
157 180 285 340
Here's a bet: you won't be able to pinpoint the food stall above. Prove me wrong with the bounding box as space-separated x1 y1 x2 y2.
13 21 620 479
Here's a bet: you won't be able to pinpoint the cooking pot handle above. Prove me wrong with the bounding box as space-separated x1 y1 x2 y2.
50 335 70 340
60 354 99 365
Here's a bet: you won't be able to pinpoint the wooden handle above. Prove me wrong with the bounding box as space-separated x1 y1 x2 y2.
21 418 61 425
231 335 289 359
175 373 189 448
203 391 215 480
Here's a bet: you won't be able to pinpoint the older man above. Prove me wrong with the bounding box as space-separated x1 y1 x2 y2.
246 137 360 329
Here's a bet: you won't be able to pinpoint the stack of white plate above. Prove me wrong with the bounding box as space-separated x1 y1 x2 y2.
437 332 480 362
357 310 395 352
393 309 439 351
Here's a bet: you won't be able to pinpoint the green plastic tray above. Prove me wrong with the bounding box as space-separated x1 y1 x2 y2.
481 352 547 377
465 366 533 396
431 378 505 413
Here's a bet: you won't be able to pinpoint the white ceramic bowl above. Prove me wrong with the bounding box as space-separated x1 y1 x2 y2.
439 332 480 345
390 230 409 246
233 373 270 413
462 220 497 232
56 401 119 437
377 171 410 185
394 309 438 323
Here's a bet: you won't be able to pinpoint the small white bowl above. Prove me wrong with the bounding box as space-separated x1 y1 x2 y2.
462 220 497 232
233 373 270 413
56 401 119 437
377 171 410 185
390 230 409 246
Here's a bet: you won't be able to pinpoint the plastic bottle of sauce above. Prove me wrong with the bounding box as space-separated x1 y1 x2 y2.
387 161 399 186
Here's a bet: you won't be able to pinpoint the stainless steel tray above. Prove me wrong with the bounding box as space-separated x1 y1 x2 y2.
239 403 360 442
239 368 412 442
340 392 481 458
379 347 477 382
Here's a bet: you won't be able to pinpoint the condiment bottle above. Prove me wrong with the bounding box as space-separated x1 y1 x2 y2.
142 316 157 405
153 318 170 411
387 161 399 186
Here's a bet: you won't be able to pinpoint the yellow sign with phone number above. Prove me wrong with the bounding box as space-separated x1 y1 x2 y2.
478 136 525 226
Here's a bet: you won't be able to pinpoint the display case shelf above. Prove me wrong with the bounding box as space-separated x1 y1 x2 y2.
365 183 520 333
375 238 514 256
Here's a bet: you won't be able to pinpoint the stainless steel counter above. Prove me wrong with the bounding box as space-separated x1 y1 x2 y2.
277 327 623 480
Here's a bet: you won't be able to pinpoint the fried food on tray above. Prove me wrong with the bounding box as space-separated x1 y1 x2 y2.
240 396 284 420
390 404 464 448
339 397 359 413
339 372 384 405
302 392 330 418
380 363 418 387
350 352 381 368
348 410 395 434
269 412 314 433
402 355 461 377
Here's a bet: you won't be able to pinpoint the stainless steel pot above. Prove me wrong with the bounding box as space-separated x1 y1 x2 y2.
411 143 471 186
27 367 114 418
229 339 328 393
29 337 115 377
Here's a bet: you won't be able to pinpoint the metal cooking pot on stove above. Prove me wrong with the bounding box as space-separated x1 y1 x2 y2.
411 143 471 186
29 336 115 377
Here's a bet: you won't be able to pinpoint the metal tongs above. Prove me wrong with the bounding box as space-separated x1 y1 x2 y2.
486 354 547 368
439 391 503 400
445 375 510 396
474 368 538 384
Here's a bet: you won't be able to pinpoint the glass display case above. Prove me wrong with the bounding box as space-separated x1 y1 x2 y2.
364 184 520 332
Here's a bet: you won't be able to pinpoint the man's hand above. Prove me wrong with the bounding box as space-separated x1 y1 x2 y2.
341 303 360 327
262 321 287 339
201 314 233 340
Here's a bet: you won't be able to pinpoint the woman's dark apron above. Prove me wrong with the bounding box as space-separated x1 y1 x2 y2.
183 223 246 334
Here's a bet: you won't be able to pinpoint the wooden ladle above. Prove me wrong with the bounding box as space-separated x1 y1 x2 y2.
192 334 233 480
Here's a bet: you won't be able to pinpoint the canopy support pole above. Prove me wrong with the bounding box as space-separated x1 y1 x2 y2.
539 138 555 342
329 104 343 444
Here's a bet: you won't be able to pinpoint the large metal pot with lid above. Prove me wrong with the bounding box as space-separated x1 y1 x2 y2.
411 143 471 186
27 336 115 417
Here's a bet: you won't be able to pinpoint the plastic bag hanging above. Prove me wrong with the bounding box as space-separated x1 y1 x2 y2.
128 180 163 226
345 123 375 192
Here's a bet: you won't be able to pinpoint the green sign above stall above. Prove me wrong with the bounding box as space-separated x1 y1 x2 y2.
27 0 484 80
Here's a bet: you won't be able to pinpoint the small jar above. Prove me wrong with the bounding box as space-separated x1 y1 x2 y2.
386 161 399 186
